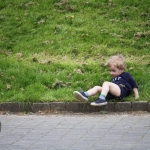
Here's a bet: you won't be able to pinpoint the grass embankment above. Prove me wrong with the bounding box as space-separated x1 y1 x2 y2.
0 0 150 102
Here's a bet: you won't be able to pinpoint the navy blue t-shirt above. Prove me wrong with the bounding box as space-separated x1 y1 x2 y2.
110 72 138 91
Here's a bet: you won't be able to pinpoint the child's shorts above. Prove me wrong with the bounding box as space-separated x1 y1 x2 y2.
106 84 131 100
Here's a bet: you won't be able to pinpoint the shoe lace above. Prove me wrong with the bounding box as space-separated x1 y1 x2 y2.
95 98 100 102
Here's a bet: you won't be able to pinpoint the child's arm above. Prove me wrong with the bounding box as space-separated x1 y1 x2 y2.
133 88 139 99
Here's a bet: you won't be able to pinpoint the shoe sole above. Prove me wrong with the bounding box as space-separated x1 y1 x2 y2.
90 102 107 106
73 91 88 103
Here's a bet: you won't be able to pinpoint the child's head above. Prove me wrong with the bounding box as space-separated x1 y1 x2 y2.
105 54 126 70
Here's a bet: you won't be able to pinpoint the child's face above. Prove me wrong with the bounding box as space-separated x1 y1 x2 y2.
108 66 124 78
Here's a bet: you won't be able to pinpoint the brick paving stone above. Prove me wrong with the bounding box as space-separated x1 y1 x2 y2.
0 113 150 150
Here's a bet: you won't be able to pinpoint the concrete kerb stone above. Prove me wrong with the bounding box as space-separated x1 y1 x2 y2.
148 102 150 112
50 102 66 112
115 102 132 112
132 101 148 111
0 102 33 112
33 103 50 113
0 102 149 113
66 102 115 112
66 102 80 112
73 103 100 112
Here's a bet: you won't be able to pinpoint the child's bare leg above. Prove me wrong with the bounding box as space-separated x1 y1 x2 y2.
86 86 102 96
73 86 102 102
91 82 121 106
101 81 121 97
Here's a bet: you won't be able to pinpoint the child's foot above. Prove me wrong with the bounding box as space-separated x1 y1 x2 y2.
91 98 107 106
73 91 88 103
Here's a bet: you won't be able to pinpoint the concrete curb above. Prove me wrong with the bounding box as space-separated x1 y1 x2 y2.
0 101 149 113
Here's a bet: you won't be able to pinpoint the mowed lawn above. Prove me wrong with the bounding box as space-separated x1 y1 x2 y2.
0 0 150 102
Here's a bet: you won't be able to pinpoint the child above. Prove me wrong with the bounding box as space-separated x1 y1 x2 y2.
73 54 139 106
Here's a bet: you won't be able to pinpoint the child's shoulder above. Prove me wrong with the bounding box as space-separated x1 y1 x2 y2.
121 72 132 77
122 72 131 75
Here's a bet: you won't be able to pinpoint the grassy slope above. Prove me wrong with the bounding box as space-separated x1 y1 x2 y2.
0 0 150 102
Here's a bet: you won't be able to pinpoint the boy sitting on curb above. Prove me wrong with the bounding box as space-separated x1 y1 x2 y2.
73 54 139 106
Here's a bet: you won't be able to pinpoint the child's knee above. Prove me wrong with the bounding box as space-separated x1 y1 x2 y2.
93 86 102 91
94 86 101 89
103 81 110 85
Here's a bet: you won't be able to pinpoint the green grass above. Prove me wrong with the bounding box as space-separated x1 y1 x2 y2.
0 0 150 102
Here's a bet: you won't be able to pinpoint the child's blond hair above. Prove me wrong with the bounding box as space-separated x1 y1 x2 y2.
105 54 126 70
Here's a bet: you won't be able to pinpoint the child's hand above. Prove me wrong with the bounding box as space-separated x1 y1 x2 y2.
133 88 139 100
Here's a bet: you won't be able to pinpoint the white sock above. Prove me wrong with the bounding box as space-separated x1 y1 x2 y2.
84 92 88 97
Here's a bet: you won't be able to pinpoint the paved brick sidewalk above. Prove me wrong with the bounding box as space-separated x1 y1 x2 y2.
0 113 150 150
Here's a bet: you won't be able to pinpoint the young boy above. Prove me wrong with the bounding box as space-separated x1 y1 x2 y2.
73 55 139 106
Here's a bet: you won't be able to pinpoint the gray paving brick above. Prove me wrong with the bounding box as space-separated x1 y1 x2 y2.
28 147 48 150
132 144 150 150
0 113 150 150
6 144 30 150
48 147 70 150
0 144 10 150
